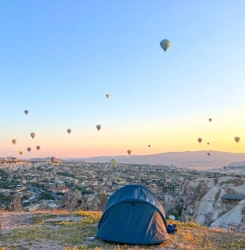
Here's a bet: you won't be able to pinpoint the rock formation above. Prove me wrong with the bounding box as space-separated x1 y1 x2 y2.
8 195 23 212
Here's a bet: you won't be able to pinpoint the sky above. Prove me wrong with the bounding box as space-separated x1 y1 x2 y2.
1 0 245 158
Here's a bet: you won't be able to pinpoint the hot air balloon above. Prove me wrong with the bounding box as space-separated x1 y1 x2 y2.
36 146 41 150
12 157 18 162
127 150 131 155
148 145 151 147
207 142 210 145
24 110 29 115
12 139 17 145
209 118 212 122
30 132 36 139
27 147 32 152
67 129 72 134
160 39 170 52
234 137 240 143
96 125 102 131
207 152 210 156
197 138 202 143
51 156 56 162
110 158 118 167
106 94 110 98
19 151 23 155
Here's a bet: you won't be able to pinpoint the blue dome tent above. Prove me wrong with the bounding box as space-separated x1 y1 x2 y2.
96 184 169 245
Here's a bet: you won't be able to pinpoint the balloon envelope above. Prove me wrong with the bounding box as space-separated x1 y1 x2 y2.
24 110 29 115
19 151 23 155
234 137 240 143
51 156 56 162
36 146 41 150
96 125 102 131
27 147 32 152
110 158 118 167
106 94 109 98
30 133 36 139
197 138 202 143
160 39 170 52
67 129 72 134
12 139 17 145
127 150 131 155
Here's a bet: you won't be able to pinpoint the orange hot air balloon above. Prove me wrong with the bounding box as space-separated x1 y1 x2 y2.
197 138 202 143
127 150 131 155
36 146 41 150
19 151 23 155
96 125 102 131
51 156 56 162
30 132 36 139
209 118 212 122
106 94 110 98
27 147 32 152
12 139 17 145
234 137 240 143
24 110 29 115
67 129 72 134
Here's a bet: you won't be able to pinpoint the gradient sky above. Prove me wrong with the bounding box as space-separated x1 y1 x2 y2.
1 1 245 158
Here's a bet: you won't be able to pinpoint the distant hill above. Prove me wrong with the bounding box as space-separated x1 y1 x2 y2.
227 161 245 168
74 151 245 169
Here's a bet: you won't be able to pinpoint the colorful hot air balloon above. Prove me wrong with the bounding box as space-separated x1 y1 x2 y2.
209 118 212 122
234 137 240 143
106 94 110 98
96 125 102 131
67 129 72 134
160 39 170 52
27 147 32 152
30 132 36 139
12 139 17 145
36 146 41 150
110 158 118 167
127 150 131 155
19 151 23 155
12 157 18 162
197 138 202 143
24 110 29 115
51 156 56 162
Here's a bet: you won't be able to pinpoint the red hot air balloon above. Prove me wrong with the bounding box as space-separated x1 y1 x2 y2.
51 156 56 162
127 150 131 155
197 138 202 143
36 146 41 150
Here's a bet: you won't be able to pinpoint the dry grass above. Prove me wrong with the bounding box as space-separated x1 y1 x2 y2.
0 211 245 250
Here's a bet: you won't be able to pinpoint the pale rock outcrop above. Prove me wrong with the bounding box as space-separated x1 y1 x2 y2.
59 189 83 211
210 199 245 231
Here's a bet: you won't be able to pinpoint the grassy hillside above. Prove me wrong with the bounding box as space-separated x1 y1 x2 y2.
0 210 244 250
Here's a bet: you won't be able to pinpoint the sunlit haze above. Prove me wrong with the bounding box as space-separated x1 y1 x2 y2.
1 1 245 158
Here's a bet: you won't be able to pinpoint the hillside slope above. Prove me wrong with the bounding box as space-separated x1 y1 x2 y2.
0 210 244 250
